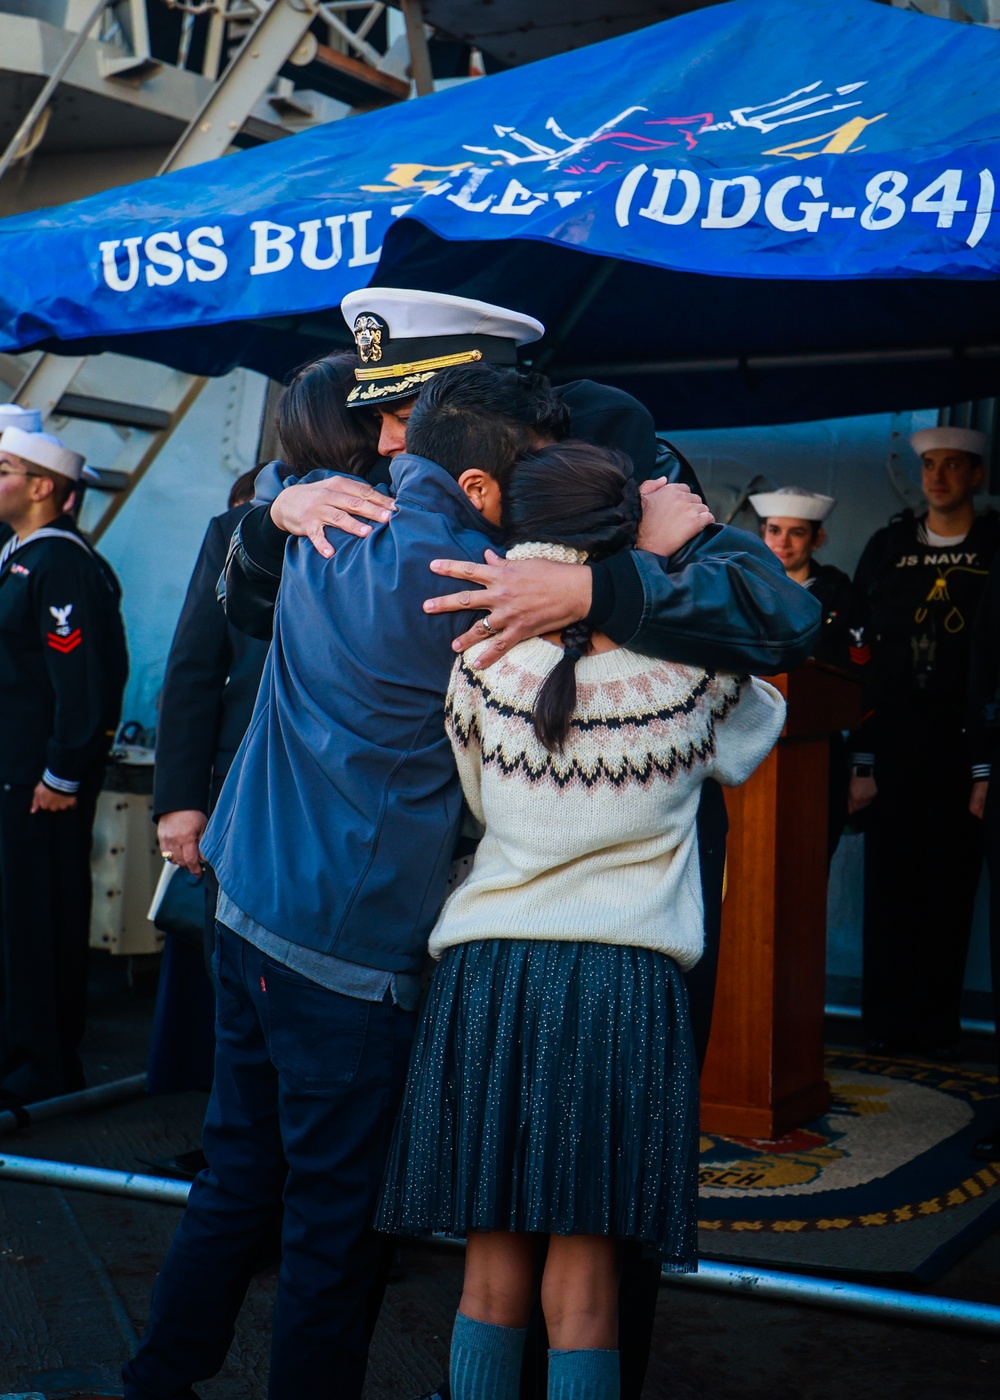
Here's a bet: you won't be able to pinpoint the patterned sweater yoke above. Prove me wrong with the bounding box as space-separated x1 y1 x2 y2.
429 619 786 969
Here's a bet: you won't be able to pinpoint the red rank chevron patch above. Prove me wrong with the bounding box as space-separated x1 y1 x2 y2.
47 628 82 654
849 644 871 666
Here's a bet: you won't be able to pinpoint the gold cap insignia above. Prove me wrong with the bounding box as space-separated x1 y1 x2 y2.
353 312 387 364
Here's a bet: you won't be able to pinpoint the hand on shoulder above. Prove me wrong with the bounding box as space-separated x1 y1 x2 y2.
269 476 394 558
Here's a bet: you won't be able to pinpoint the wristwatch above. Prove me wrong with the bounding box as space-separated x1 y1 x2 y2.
852 764 873 779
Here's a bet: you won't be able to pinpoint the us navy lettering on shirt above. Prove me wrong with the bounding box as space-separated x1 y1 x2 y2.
895 552 983 568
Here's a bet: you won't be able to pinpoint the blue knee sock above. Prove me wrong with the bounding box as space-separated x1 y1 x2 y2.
548 1348 621 1399
449 1310 526 1400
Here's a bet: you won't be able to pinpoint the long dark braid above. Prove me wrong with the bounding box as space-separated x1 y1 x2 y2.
500 440 642 753
533 616 596 752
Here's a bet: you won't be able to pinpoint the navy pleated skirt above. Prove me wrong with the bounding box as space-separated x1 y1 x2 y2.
374 938 699 1271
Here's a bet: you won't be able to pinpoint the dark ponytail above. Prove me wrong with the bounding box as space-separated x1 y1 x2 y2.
500 440 642 753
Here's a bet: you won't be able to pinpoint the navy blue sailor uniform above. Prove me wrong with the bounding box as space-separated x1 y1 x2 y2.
0 518 127 1102
804 560 852 669
847 508 1000 1051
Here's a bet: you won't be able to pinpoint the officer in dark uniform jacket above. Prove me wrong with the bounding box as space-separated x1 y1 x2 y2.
847 426 999 1056
0 426 127 1106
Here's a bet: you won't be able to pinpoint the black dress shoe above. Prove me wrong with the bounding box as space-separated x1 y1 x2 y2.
411 1385 449 1400
971 1131 1000 1163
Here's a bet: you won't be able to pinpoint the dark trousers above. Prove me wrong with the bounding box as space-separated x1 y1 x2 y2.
983 785 1000 1125
521 781 728 1400
862 748 983 1047
124 923 417 1400
0 774 101 1098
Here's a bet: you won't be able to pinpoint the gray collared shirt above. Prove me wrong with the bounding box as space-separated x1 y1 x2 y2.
216 888 422 1011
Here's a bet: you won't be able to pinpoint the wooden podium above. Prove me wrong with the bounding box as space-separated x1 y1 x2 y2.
699 661 862 1140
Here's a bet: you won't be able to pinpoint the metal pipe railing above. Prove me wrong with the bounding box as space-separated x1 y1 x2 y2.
0 1073 147 1136
662 1259 1000 1335
427 1234 1000 1337
2 1151 997 1338
0 1153 190 1206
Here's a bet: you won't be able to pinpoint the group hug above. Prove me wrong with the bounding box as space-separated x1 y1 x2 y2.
126 287 820 1400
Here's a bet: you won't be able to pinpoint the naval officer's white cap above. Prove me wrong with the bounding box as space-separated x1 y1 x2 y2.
0 426 86 481
749 486 836 523
910 426 988 459
0 404 42 434
340 287 545 408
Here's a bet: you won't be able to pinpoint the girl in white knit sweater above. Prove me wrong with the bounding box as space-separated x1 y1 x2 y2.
376 442 785 1400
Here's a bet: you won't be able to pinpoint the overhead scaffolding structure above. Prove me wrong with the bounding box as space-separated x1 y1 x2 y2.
0 0 435 532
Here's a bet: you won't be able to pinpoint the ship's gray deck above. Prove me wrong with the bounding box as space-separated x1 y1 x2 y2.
1 957 998 1400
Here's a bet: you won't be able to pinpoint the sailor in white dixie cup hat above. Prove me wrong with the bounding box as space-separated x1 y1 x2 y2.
749 486 850 666
0 425 86 484
910 426 988 462
845 419 1000 1058
751 484 852 864
749 485 835 530
0 423 127 1108
0 409 43 552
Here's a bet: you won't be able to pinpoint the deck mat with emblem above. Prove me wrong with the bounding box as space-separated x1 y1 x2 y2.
698 1048 1000 1282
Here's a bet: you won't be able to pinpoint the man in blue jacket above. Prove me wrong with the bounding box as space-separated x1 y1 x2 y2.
123 361 579 1400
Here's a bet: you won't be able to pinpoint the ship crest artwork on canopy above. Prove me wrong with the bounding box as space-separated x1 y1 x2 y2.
454 77 878 171
361 74 896 225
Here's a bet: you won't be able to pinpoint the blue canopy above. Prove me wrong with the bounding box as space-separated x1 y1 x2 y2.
3 0 999 427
